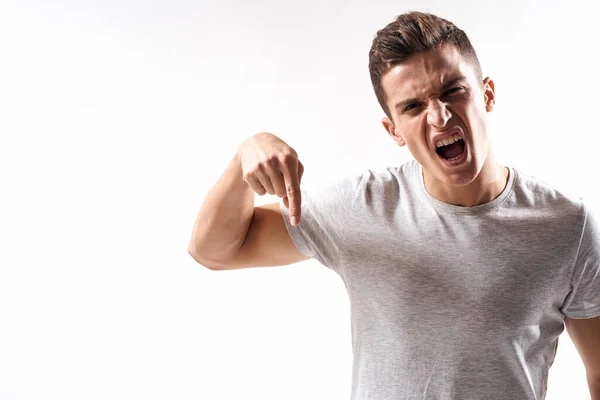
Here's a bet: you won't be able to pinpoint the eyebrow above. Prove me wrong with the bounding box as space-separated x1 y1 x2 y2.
394 76 468 111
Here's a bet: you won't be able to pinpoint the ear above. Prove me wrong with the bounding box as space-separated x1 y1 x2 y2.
382 116 406 147
483 77 495 112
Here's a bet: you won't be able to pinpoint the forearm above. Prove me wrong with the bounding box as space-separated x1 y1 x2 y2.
589 374 600 400
188 152 254 263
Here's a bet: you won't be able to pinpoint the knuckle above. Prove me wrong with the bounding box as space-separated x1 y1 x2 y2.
286 185 297 196
250 165 263 175
264 157 280 169
282 150 297 162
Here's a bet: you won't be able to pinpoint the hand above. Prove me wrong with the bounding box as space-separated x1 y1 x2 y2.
237 132 304 226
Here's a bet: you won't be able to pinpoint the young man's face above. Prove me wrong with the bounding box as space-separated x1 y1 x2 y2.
381 44 495 187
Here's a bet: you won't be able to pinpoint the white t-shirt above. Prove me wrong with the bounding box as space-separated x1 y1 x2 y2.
281 159 600 400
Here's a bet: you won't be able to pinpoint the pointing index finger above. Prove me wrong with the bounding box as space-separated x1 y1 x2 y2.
282 157 302 226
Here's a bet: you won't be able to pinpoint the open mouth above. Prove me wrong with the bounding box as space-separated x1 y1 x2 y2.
436 138 466 162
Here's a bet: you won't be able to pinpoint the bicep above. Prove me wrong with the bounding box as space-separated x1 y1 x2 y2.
216 202 309 270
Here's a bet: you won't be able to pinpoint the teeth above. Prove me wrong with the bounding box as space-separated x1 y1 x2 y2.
436 133 462 148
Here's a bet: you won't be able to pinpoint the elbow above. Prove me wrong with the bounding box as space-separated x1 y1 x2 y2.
187 245 222 271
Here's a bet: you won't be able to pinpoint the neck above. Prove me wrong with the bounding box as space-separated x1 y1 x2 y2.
422 152 509 208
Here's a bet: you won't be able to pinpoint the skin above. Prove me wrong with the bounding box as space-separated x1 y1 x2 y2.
380 44 509 207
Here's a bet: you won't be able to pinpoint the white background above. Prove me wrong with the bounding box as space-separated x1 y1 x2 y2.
1 0 599 399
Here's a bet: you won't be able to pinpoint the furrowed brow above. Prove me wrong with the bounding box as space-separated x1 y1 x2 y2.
440 76 467 92
395 97 421 111
394 76 468 111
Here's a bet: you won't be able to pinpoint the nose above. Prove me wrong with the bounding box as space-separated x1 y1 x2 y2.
426 99 451 128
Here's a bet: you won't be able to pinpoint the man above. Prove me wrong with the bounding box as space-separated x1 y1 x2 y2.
188 11 600 400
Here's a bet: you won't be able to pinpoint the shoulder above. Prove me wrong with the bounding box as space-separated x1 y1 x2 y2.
321 160 415 217
306 161 408 196
302 160 416 209
354 160 416 194
511 167 585 218
581 201 600 245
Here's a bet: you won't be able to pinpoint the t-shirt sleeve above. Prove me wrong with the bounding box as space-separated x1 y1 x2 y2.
280 172 364 272
560 202 600 319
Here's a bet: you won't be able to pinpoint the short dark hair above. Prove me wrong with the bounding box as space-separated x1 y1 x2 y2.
368 11 483 120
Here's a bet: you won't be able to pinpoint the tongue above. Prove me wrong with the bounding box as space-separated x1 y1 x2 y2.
439 140 465 159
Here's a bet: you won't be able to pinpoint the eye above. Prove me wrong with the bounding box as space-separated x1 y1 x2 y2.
443 87 464 97
403 103 421 112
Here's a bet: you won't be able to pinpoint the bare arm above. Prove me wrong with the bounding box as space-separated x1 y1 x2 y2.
187 152 254 267
589 375 600 400
564 316 600 399
188 132 306 269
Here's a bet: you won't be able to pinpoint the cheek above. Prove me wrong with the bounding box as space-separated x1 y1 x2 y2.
464 110 490 153
463 101 487 130
400 123 423 148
